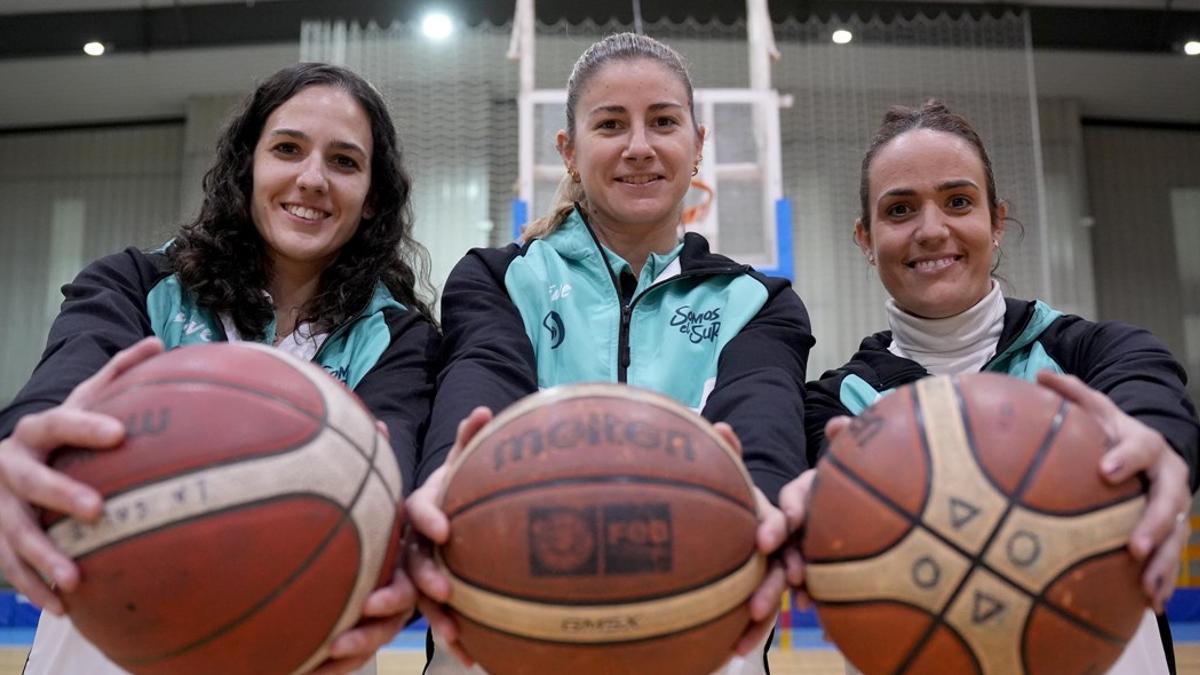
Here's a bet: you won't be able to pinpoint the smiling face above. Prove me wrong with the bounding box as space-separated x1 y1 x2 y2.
250 85 373 279
557 58 703 237
855 128 1006 319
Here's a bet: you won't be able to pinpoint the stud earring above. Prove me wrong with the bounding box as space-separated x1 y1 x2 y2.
568 168 580 183
867 254 876 265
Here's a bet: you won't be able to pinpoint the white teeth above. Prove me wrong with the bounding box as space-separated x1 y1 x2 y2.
619 175 658 185
913 257 958 271
284 204 326 220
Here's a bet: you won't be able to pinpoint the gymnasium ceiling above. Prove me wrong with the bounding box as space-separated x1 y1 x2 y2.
0 0 1198 58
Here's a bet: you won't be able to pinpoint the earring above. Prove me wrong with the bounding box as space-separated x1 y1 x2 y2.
992 238 1000 248
568 168 581 183
867 254 876 265
691 165 699 177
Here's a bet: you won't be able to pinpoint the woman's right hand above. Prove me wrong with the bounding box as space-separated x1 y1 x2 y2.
0 337 163 614
404 406 493 668
777 416 849 602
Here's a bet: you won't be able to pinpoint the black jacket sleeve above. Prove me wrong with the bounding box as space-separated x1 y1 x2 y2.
701 275 814 504
1042 316 1200 491
415 247 539 486
0 248 159 439
803 368 856 468
353 310 441 496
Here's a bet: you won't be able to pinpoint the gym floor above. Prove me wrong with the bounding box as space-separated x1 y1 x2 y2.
1 646 1198 674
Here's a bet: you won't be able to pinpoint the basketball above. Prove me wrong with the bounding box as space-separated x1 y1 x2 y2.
802 372 1147 674
41 342 403 675
437 384 765 675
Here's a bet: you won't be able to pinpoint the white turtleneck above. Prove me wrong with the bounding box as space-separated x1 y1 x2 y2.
886 282 1006 376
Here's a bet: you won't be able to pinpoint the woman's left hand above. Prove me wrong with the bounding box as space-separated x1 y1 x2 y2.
710 423 788 656
309 559 417 674
309 423 417 674
1037 371 1193 613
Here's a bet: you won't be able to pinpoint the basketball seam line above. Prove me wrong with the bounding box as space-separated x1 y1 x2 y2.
127 429 382 667
454 598 746 647
446 551 759 606
892 386 1059 675
818 390 1128 675
108 493 359 666
100 377 391 670
91 377 401 506
447 388 750 496
896 386 1125 675
442 474 757 521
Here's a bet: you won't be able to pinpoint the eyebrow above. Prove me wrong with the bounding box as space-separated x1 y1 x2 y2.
268 128 367 156
587 102 685 116
937 179 979 192
879 179 980 200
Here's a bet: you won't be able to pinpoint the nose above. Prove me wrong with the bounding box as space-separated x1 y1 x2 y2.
622 121 654 162
296 156 328 193
913 203 949 246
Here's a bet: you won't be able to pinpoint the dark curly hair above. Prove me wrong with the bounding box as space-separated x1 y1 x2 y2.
169 62 435 341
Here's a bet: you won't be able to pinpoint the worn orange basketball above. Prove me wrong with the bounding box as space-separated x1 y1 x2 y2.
43 342 403 675
438 384 765 675
803 373 1147 675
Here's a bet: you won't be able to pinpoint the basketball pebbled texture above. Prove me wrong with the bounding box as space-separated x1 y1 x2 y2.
438 383 766 675
803 373 1147 675
44 342 403 675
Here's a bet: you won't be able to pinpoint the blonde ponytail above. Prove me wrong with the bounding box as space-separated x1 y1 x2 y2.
521 173 586 241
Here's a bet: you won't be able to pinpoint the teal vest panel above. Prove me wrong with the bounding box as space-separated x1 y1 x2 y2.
505 229 769 409
146 274 400 389
629 275 767 408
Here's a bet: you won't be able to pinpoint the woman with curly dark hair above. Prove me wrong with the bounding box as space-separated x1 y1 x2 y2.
0 63 438 675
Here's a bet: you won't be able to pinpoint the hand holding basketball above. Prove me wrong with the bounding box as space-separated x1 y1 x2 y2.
710 422 789 658
1037 370 1192 611
0 337 163 613
777 467 817 595
405 405 493 667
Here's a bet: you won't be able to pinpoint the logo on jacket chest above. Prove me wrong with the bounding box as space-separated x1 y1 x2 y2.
542 310 566 349
669 305 721 344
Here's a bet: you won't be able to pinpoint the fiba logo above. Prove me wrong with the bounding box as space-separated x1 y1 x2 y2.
542 310 565 349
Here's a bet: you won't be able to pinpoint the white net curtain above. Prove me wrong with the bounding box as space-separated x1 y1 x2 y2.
303 11 1048 375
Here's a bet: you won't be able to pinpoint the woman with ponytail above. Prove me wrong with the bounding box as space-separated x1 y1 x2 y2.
779 100 1197 674
406 32 814 674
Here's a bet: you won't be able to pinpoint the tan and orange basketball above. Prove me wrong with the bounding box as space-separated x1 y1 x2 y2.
803 372 1147 675
43 342 402 675
437 384 765 675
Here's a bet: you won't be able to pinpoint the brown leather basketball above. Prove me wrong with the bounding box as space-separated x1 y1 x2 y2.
802 372 1147 675
43 342 402 675
438 384 765 675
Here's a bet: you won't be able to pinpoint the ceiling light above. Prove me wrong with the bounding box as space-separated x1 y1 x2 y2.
1185 41 1200 56
832 30 853 45
83 41 106 56
421 12 454 40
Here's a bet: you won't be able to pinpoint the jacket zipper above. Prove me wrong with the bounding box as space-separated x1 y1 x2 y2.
613 267 745 383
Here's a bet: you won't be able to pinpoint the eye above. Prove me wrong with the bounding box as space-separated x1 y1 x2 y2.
948 195 972 210
652 116 680 128
332 155 361 170
885 203 912 219
596 119 622 131
271 142 301 156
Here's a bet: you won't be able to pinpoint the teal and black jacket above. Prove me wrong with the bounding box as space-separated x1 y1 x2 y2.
804 297 1200 487
418 208 814 503
0 247 439 491
804 299 1199 673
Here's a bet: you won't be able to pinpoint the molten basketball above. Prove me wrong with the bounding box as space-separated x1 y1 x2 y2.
43 342 403 675
803 373 1147 675
437 384 765 675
